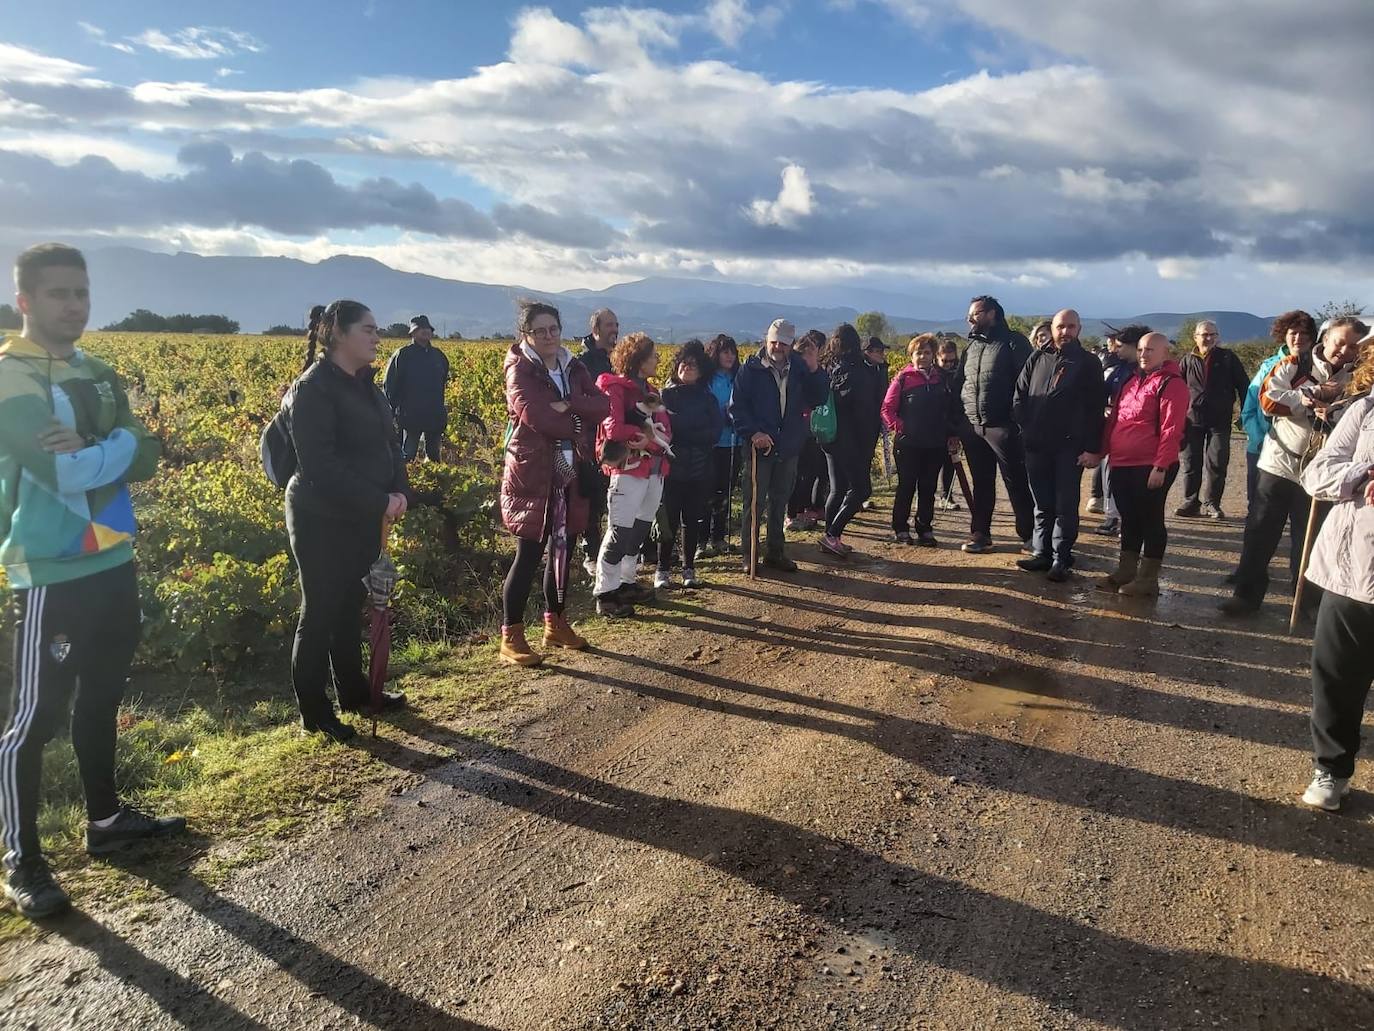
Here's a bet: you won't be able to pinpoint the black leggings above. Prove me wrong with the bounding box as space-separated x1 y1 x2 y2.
287 506 378 726
790 439 829 517
502 534 567 626
1109 463 1180 560
825 442 874 537
893 446 945 534
702 446 742 542
660 478 706 569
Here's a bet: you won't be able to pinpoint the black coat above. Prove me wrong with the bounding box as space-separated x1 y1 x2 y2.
286 358 409 524
1179 347 1249 429
662 380 723 483
577 336 613 382
1012 339 1106 454
827 355 885 457
957 326 1032 428
381 341 449 429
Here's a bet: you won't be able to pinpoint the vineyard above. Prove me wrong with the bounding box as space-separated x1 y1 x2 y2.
0 334 695 680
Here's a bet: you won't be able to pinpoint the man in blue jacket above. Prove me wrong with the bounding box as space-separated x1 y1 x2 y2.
382 315 449 462
729 318 829 574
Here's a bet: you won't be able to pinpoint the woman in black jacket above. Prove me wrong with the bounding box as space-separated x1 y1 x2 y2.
820 323 884 558
285 301 410 741
656 341 723 588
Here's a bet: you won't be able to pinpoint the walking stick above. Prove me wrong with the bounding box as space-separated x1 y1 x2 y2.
749 445 759 580
953 459 975 510
1288 491 1321 634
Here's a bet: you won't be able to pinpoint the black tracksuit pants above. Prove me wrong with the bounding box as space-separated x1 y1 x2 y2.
892 446 945 534
286 505 378 727
660 477 707 570
1180 424 1231 508
960 423 1034 543
1110 463 1180 560
825 440 875 538
1232 470 1324 604
1311 590 1374 779
1 561 141 871
702 445 742 543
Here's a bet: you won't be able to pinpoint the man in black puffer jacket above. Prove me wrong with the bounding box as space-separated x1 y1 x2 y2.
1176 320 1249 519
1012 308 1105 580
955 295 1034 553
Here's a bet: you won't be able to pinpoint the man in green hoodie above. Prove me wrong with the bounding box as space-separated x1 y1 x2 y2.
0 243 185 921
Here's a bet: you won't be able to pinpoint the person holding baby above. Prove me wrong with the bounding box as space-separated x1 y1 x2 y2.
592 331 674 618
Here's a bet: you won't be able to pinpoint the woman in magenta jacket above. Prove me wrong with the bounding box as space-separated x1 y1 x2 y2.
499 300 608 666
1092 331 1190 596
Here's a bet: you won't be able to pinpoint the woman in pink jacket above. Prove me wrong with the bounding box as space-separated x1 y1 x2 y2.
881 334 959 545
1092 332 1190 596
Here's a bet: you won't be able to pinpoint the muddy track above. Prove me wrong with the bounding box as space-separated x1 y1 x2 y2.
3 472 1374 1030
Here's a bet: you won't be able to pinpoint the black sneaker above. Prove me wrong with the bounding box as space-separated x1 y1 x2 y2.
1175 502 1202 517
1094 518 1121 537
916 531 939 548
961 536 993 554
1218 594 1262 617
1202 503 1225 521
595 593 635 619
86 805 188 856
1016 554 1053 572
1046 562 1071 583
893 531 914 544
5 857 70 919
304 716 358 743
762 554 799 572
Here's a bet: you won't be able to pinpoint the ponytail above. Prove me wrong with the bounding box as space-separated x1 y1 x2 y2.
301 300 370 373
303 304 327 372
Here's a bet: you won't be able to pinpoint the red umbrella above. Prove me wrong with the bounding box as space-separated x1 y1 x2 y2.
365 520 398 737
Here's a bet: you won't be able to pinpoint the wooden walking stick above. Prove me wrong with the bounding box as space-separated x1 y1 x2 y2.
1288 491 1321 634
749 445 759 580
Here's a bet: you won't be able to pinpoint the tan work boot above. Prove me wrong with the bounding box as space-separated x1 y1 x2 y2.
1096 551 1139 593
1118 557 1162 597
499 623 542 667
542 612 587 650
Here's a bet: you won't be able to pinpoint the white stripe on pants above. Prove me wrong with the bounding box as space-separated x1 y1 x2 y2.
1 587 45 870
595 473 664 596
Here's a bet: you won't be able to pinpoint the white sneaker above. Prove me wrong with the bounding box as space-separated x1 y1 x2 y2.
583 557 597 577
1301 769 1351 811
653 569 672 590
1085 497 1104 514
682 568 701 587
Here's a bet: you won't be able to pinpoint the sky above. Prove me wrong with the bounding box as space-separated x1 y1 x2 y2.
2 0 1372 317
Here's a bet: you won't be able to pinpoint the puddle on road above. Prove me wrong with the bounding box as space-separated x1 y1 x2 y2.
944 664 1081 726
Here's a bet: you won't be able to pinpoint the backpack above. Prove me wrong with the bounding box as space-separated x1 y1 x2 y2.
260 401 297 489
809 390 837 445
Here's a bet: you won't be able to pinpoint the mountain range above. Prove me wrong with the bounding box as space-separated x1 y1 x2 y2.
68 247 1275 343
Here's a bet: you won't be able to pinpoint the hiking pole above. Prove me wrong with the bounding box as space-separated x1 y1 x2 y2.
953 459 975 510
749 446 759 580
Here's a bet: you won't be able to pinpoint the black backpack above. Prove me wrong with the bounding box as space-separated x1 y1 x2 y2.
260 399 297 490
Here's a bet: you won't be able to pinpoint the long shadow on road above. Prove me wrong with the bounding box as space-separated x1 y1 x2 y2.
406 734 1373 1030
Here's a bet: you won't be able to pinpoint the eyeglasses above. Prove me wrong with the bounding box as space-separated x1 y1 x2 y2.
527 326 561 339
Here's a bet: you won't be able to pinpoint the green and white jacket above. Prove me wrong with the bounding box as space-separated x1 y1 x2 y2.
0 335 160 588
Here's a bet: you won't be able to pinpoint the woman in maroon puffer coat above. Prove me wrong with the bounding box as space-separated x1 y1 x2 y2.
499 299 608 666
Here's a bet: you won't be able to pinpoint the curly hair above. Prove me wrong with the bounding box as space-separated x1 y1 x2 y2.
1270 309 1317 345
821 323 863 367
1029 320 1052 344
705 333 738 368
906 333 938 360
669 339 709 385
611 331 657 378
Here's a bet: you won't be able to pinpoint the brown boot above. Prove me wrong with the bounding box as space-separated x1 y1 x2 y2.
1118 557 1162 597
499 623 542 667
1096 551 1139 593
542 612 587 650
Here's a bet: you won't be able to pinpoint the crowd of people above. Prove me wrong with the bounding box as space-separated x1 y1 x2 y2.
2 241 1372 924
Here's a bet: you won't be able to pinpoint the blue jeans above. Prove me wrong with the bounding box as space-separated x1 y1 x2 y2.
1026 447 1084 562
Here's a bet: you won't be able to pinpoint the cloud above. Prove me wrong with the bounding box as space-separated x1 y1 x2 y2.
3 1 1373 304
748 165 816 227
128 27 265 60
0 43 96 84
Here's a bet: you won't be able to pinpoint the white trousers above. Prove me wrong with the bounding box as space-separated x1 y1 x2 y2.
594 473 664 596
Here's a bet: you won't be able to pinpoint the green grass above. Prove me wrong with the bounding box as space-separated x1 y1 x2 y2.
0 632 542 943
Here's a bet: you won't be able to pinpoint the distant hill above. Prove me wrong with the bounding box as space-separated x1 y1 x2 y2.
62 247 1273 343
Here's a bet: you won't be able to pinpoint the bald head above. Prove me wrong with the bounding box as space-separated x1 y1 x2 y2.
1139 332 1171 372
1051 308 1081 349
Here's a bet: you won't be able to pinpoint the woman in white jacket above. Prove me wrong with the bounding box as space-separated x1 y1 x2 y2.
1299 333 1374 810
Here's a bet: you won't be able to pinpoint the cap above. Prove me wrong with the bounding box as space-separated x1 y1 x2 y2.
765 318 796 344
409 315 434 334
864 337 891 351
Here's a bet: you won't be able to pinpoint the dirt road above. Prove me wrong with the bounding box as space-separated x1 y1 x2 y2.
3 485 1373 1030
